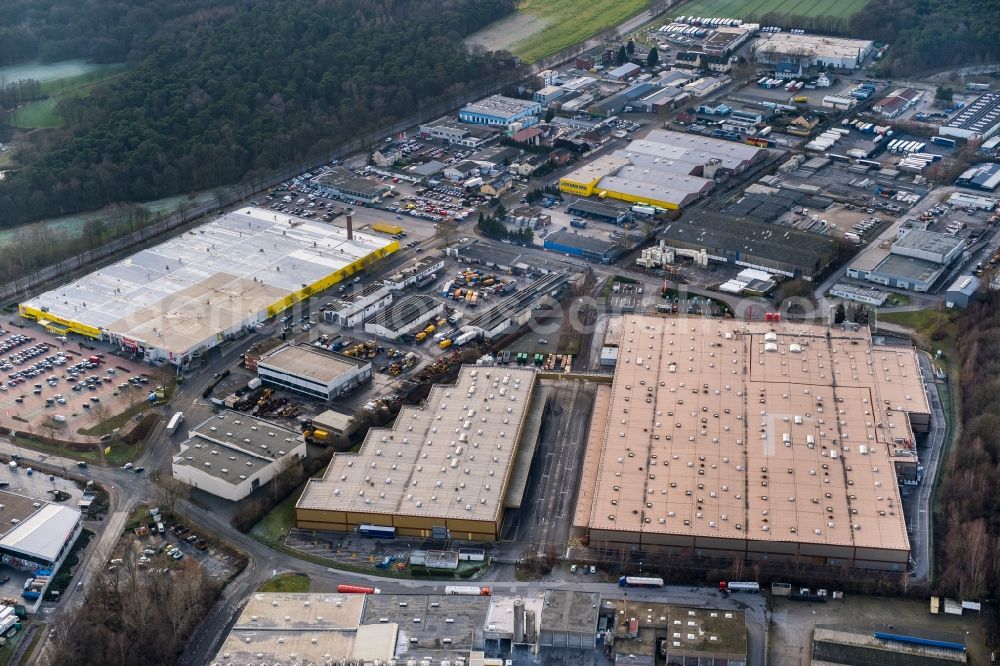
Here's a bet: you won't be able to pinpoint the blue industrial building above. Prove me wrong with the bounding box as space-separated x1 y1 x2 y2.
459 95 541 127
543 229 624 263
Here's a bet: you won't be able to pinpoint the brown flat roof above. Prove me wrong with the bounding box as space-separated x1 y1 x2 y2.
581 316 928 553
298 365 537 522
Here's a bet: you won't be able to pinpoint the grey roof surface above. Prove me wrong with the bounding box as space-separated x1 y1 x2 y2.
174 412 303 484
659 213 838 274
871 254 945 284
258 344 367 382
365 294 441 329
540 591 602 634
566 198 629 218
314 170 389 197
892 229 964 256
361 595 489 662
946 275 980 296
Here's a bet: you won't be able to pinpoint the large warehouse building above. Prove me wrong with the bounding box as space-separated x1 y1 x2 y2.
752 33 874 70
459 95 541 127
19 208 397 367
559 131 766 210
658 213 839 279
574 316 931 570
296 365 538 540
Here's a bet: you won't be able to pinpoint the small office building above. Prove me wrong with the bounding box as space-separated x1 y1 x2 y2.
172 412 307 501
256 343 372 401
384 258 445 291
323 282 393 327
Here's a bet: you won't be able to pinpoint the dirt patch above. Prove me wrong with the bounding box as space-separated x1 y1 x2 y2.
465 12 550 53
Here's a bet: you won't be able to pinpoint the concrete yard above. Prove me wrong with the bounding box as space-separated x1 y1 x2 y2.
768 595 989 666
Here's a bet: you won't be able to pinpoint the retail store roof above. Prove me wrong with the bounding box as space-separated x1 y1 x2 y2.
20 207 395 358
578 316 928 552
561 156 631 184
0 501 80 563
297 366 537 522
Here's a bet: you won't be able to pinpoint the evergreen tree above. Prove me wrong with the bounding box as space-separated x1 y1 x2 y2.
626 39 635 56
617 45 627 65
646 47 659 68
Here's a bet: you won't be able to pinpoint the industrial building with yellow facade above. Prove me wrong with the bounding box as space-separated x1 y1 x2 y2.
558 130 768 210
574 315 931 570
296 365 538 540
18 207 397 366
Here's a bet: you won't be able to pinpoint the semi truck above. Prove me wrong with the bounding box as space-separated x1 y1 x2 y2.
454 331 479 346
337 585 381 594
719 580 760 593
444 586 491 596
166 412 184 434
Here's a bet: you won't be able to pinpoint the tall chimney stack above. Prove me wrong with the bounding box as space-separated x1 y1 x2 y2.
346 208 354 241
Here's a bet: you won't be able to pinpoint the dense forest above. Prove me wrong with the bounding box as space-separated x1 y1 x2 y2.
852 0 1000 75
935 292 1000 601
0 0 519 227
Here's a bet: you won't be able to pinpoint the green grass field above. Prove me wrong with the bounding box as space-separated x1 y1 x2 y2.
513 0 652 62
258 573 310 593
668 0 869 20
9 65 125 129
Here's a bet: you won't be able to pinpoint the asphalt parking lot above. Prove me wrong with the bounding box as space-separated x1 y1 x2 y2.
0 325 154 439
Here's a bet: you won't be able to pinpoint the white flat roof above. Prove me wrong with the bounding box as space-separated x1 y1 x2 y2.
22 208 395 356
0 503 80 562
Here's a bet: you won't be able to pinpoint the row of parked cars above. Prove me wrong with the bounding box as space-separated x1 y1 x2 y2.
0 337 49 371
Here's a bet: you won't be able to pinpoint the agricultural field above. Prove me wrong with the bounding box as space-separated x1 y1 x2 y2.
468 0 652 63
667 0 869 20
